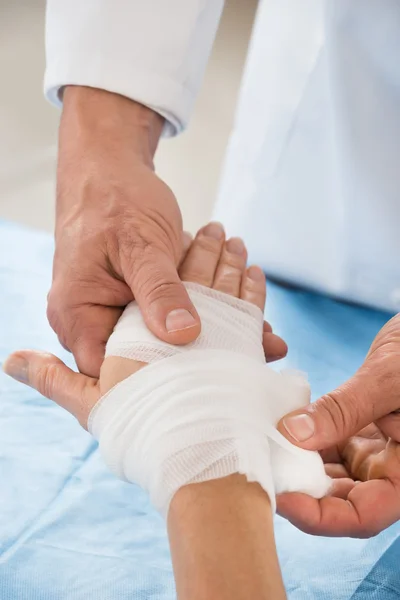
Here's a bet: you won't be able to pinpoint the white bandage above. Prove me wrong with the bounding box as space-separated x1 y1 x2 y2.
88 283 331 516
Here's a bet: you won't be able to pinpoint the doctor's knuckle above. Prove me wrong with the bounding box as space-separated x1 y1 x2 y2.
145 280 183 304
317 390 360 435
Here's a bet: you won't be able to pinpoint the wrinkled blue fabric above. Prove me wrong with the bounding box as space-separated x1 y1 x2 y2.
0 220 399 599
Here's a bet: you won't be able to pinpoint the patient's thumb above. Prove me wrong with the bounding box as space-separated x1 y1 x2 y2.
3 350 99 428
277 372 381 450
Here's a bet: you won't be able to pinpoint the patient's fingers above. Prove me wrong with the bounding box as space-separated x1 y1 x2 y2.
182 231 193 253
179 231 193 265
213 238 248 297
241 266 266 311
241 269 289 361
3 350 99 428
179 222 225 287
263 332 288 362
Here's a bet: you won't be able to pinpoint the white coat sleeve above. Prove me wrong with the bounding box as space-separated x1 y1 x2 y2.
44 0 224 136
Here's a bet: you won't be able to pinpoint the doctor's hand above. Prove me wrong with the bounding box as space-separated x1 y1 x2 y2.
48 86 201 378
48 87 286 378
277 314 400 537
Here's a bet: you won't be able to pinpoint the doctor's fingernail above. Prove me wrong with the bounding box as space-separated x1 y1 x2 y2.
201 222 224 240
283 413 315 442
166 309 197 332
2 356 29 384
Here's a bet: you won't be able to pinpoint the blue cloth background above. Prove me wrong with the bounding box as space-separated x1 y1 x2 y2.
0 220 399 599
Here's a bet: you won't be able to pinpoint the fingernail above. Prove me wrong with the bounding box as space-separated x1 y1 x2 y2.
201 222 224 240
3 356 29 384
248 266 265 281
283 413 315 442
227 237 245 255
166 309 197 332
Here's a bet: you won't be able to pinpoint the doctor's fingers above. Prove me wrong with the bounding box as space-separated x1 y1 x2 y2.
375 411 400 442
277 476 400 538
3 350 99 429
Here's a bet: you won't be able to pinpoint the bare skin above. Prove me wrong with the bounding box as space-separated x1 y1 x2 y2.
277 315 400 538
52 87 400 538
99 223 283 394
278 418 400 538
168 476 285 600
50 87 286 378
4 222 286 600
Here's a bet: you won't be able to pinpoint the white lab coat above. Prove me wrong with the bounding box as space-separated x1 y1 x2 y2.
45 0 400 313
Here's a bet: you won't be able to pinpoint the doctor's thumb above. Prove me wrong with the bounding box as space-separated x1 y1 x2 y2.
277 360 400 450
277 380 363 451
125 248 201 346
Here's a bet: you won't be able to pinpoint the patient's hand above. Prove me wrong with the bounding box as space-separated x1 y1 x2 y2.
278 425 400 538
4 221 289 600
3 222 287 429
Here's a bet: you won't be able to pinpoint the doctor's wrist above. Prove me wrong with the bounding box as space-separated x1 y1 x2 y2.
61 86 164 168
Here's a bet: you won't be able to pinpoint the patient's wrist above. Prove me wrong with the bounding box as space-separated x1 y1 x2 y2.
168 475 273 529
99 356 147 397
168 476 285 600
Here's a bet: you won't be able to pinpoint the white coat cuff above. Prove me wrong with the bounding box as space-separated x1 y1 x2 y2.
44 56 195 137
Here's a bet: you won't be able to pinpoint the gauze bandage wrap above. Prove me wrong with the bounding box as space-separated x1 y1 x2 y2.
88 283 331 516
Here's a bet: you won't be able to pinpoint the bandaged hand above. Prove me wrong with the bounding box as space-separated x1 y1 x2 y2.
4 223 329 516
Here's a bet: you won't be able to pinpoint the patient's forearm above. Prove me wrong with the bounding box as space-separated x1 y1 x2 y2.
168 475 286 600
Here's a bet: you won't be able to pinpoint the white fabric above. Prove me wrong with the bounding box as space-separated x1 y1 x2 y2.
214 0 400 313
45 0 400 311
89 283 331 516
105 283 265 364
44 0 223 137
